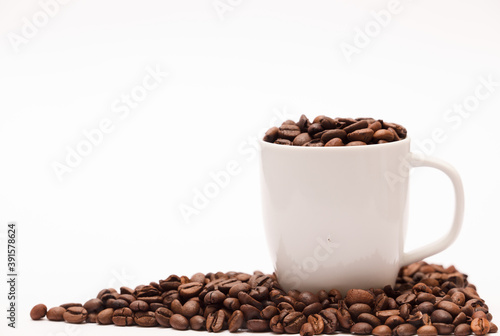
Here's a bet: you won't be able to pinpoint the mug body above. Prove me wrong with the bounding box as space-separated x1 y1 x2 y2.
260 138 411 294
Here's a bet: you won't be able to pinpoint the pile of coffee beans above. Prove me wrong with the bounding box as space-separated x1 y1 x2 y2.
263 115 407 146
31 261 496 336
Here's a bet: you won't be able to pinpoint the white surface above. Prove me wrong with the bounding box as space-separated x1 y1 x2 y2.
0 0 499 335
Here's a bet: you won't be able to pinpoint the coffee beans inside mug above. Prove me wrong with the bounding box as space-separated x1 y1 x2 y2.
263 116 407 147
30 262 496 336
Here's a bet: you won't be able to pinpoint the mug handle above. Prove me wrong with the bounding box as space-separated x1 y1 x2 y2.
400 153 465 266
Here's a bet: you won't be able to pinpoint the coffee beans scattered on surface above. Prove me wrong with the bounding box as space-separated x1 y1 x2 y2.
31 262 496 336
263 116 407 147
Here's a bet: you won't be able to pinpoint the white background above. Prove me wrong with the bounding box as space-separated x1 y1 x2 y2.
1 0 499 335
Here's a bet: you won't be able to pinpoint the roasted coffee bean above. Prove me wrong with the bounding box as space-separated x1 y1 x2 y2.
372 324 393 336
396 293 416 305
206 310 225 332
283 311 307 333
471 317 490 335
346 141 367 146
346 289 374 306
308 123 324 136
293 133 312 146
431 309 453 324
433 323 455 335
190 315 206 331
453 312 468 326
303 302 323 316
369 121 382 132
417 325 438 336
297 115 311 132
452 291 466 306
261 305 279 320
416 292 436 304
241 304 261 320
60 303 83 309
279 124 301 140
112 307 134 326
47 307 66 321
247 319 270 332
319 308 338 333
351 322 374 335
117 294 136 304
238 291 263 310
437 300 461 316
155 307 173 327
97 308 114 325
393 323 417 336
30 304 47 320
249 286 269 301
223 297 241 311
357 313 381 327
348 303 372 319
63 307 88 324
134 311 158 327
171 313 189 330
83 298 103 312
159 275 181 291
384 315 404 329
320 117 337 130
87 313 97 323
178 282 203 298
373 129 394 142
325 138 344 146
305 314 323 334
336 304 354 330
376 309 401 322
347 128 374 143
301 322 315 336
321 129 347 143
270 315 285 333
489 322 498 333
455 323 472 336
417 301 434 314
229 283 251 297
343 120 369 133
129 300 148 312
228 310 244 332
110 299 129 309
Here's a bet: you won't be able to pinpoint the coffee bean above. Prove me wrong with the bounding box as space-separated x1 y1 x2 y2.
228 282 251 297
30 304 47 320
228 310 244 332
373 129 394 142
224 297 241 311
87 312 97 323
112 307 134 326
396 293 416 305
325 138 344 146
489 322 498 333
308 123 324 136
376 309 400 322
346 141 367 146
134 311 158 327
347 128 374 143
319 308 338 334
110 299 129 309
431 309 453 324
275 138 292 145
351 322 374 335
307 314 324 334
336 304 354 330
292 133 312 146
249 286 269 301
270 315 285 333
417 325 438 336
190 315 206 330
206 310 225 332
471 317 490 335
155 307 173 327
437 300 461 316
433 323 455 335
416 292 436 304
303 302 323 316
452 292 466 306
241 304 261 320
96 308 114 325
304 139 324 147
63 307 88 324
453 312 468 326
348 303 372 319
300 322 315 336
83 298 104 312
455 323 472 336
247 319 270 332
343 120 369 133
238 291 263 310
182 299 200 318
393 323 417 336
283 311 307 333
47 307 66 321
372 324 392 336
171 313 189 330
385 315 405 329
346 289 374 306
129 300 149 312
178 282 203 299
369 121 382 132
60 303 83 309
321 129 347 143
279 124 301 140
261 305 279 320
417 301 435 314
357 313 381 327
297 115 311 132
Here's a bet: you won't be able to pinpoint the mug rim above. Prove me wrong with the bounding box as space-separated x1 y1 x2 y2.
259 136 410 150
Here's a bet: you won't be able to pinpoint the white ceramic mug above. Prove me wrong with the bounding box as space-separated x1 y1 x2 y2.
260 137 464 295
